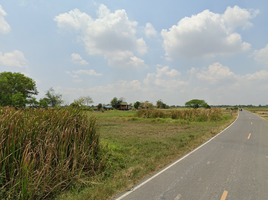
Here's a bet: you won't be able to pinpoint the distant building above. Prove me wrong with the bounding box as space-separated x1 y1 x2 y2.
104 106 113 110
118 102 129 110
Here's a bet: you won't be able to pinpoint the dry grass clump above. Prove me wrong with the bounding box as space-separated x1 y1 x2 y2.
0 107 102 199
137 108 222 122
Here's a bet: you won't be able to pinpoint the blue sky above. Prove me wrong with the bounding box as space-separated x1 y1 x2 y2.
1 0 268 106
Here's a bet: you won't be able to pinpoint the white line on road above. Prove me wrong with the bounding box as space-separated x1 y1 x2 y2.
115 114 239 200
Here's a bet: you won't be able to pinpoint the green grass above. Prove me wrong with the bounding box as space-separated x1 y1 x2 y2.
56 108 237 200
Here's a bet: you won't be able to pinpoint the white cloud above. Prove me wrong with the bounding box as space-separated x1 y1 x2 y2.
253 44 268 66
143 66 186 88
106 51 147 68
0 50 28 68
0 5 11 34
161 6 255 59
60 63 268 106
243 70 268 81
73 69 102 76
194 62 237 84
66 69 102 79
55 4 147 68
71 53 88 65
155 66 181 78
144 23 157 38
222 6 259 31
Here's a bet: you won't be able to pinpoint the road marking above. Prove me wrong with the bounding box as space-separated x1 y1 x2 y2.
248 133 251 139
251 122 253 125
115 113 240 200
174 194 182 200
220 190 228 200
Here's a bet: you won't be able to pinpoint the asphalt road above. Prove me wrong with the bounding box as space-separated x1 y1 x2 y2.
114 110 268 200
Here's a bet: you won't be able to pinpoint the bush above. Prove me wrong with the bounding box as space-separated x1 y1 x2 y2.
137 108 222 122
0 107 103 199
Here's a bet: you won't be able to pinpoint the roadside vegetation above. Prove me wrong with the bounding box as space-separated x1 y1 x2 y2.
0 71 240 199
245 107 268 120
55 108 237 200
0 107 104 199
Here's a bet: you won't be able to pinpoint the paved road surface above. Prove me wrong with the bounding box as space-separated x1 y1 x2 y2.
114 110 268 200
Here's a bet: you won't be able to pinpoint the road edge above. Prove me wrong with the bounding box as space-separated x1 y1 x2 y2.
114 111 240 200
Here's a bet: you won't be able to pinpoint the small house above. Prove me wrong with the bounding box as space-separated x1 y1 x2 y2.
118 102 129 110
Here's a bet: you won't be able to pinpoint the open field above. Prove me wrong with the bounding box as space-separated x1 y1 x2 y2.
245 107 268 120
56 108 238 200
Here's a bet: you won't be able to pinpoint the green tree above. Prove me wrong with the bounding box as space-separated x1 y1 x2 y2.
70 97 85 108
134 101 140 109
45 87 63 107
97 103 102 109
156 99 167 109
39 98 49 108
0 72 38 108
110 97 122 109
185 99 209 109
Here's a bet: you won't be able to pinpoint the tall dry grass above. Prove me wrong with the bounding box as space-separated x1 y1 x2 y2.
0 107 102 199
137 108 222 121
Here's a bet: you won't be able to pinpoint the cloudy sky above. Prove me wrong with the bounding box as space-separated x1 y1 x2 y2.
1 0 268 106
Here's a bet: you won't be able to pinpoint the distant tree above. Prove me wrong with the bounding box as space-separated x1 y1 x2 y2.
143 101 153 109
110 97 122 109
0 72 38 108
84 96 94 106
39 98 49 108
134 101 140 109
44 87 63 107
28 97 39 108
97 103 102 110
156 99 167 109
185 99 209 109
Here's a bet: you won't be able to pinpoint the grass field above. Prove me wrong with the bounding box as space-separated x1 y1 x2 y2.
245 107 268 120
56 108 237 200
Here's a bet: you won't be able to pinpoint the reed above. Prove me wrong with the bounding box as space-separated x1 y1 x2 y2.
0 107 102 199
137 108 222 121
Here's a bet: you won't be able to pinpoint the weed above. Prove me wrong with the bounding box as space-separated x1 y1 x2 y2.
0 107 103 199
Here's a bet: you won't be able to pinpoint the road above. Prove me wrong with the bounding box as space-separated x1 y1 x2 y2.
114 110 268 200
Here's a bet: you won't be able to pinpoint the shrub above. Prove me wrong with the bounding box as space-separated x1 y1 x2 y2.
0 107 102 199
137 108 222 122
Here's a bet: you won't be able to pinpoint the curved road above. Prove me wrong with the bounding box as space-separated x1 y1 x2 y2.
115 110 268 200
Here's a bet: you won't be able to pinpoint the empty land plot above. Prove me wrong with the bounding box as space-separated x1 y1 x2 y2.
56 108 237 200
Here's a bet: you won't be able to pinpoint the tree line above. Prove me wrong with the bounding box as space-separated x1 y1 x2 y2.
0 72 211 109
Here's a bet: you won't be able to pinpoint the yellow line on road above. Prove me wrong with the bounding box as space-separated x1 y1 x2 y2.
220 190 228 200
248 133 251 139
251 122 253 125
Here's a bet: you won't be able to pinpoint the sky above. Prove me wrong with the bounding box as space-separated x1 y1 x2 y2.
1 0 268 106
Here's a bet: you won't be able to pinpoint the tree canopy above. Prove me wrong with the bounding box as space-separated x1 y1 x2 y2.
44 87 63 107
110 97 122 108
185 99 210 109
0 72 38 108
134 101 140 109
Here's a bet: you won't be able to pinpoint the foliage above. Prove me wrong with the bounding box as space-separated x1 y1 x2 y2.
141 101 153 109
0 107 103 199
137 108 222 122
44 87 63 107
84 96 94 106
0 72 38 108
134 101 140 109
156 99 167 108
185 99 209 109
98 103 103 109
110 97 122 109
39 98 49 108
